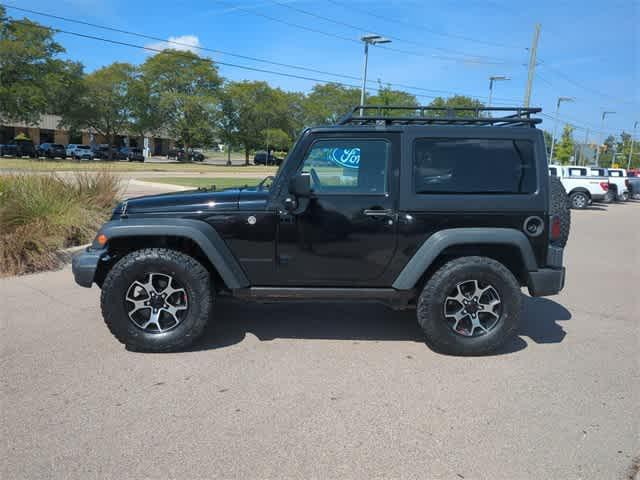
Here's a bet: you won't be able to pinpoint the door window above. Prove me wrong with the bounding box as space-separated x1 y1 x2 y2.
299 139 389 194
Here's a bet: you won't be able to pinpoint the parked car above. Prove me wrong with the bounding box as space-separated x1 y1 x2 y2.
119 146 145 162
626 171 640 199
92 145 124 160
589 167 629 201
37 143 67 159
67 144 94 160
0 139 37 158
254 150 282 166
171 148 205 162
72 105 569 356
548 164 610 209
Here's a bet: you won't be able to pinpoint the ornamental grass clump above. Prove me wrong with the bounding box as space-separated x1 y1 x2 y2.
0 171 120 276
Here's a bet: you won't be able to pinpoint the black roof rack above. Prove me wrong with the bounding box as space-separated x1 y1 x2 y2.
338 105 542 127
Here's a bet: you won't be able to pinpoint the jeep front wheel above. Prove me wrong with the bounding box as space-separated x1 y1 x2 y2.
100 248 212 352
417 256 522 356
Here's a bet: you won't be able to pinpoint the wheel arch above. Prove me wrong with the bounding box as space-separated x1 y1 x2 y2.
568 187 591 198
392 228 538 291
94 219 249 290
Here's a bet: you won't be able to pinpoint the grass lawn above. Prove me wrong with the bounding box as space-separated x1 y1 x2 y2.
0 157 277 174
139 177 264 189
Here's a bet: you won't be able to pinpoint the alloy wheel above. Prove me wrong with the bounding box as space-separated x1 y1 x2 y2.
443 279 502 337
125 273 188 333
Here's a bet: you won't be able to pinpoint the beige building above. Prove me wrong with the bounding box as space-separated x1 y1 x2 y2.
1 114 174 156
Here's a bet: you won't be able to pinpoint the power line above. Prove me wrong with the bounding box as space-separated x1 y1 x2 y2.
324 0 525 50
211 0 519 65
538 61 638 107
2 4 522 103
268 0 520 62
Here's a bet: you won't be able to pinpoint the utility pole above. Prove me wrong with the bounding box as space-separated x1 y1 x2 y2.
523 23 541 108
359 35 391 116
549 96 574 162
579 128 589 166
595 110 615 166
628 121 638 169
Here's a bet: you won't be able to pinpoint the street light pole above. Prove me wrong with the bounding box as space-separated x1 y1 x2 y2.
596 110 615 166
628 121 638 170
359 34 391 116
488 75 510 110
549 96 574 163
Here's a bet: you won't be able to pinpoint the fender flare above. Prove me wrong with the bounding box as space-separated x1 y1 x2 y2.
568 187 591 198
392 228 538 290
96 218 250 289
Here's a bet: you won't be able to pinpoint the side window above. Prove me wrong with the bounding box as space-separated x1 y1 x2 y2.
549 167 558 177
413 138 536 194
299 139 389 194
568 167 586 176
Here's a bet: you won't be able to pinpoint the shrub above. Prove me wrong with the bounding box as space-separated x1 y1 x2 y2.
0 171 120 276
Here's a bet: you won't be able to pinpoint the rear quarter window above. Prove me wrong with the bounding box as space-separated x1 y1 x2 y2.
413 138 536 194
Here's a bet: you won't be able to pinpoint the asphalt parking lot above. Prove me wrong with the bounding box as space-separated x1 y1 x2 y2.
2 201 639 480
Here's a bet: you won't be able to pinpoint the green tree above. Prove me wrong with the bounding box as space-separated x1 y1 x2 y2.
598 134 616 167
0 7 83 125
368 82 418 116
222 81 292 164
428 95 485 117
140 50 222 157
61 62 137 159
303 83 360 125
262 128 291 152
554 124 575 165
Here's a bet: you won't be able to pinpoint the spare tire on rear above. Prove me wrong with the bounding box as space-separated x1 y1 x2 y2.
549 176 571 248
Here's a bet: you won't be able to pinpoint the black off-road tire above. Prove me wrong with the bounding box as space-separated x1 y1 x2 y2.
100 248 212 352
417 256 522 356
569 190 589 210
549 176 571 247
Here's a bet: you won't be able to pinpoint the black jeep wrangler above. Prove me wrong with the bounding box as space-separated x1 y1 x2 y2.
73 106 569 355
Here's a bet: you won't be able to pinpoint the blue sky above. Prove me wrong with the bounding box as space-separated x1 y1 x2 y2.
6 0 639 141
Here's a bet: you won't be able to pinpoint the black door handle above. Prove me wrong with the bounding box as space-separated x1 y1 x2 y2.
363 208 393 217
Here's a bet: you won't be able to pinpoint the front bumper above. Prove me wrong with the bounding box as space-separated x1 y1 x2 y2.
71 247 107 287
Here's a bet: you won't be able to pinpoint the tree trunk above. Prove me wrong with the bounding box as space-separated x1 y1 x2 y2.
226 144 231 166
245 147 250 166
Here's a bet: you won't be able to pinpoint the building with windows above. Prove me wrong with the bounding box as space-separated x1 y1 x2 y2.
0 114 175 156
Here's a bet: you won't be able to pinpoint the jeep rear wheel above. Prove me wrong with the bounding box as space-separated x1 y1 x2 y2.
100 248 212 352
417 256 522 356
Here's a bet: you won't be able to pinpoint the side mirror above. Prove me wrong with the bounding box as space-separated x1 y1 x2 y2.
289 173 311 198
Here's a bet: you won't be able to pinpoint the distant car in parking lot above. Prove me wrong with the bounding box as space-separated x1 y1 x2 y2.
93 145 124 160
254 150 282 166
589 167 629 202
0 139 37 158
168 148 205 162
119 146 145 162
67 144 94 160
37 143 67 159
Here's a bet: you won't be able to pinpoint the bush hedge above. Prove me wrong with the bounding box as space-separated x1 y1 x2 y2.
0 171 120 276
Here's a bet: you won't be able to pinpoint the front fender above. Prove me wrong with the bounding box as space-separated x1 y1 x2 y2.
392 228 538 290
95 218 250 289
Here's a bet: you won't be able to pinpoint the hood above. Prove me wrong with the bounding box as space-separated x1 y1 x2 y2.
112 185 270 217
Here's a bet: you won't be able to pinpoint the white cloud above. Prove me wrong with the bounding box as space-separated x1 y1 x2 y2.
145 35 202 54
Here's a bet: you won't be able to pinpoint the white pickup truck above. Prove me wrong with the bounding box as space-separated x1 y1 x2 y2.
548 165 610 209
589 167 629 202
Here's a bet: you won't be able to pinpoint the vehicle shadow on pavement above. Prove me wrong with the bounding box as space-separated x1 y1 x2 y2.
497 296 571 354
188 295 571 355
